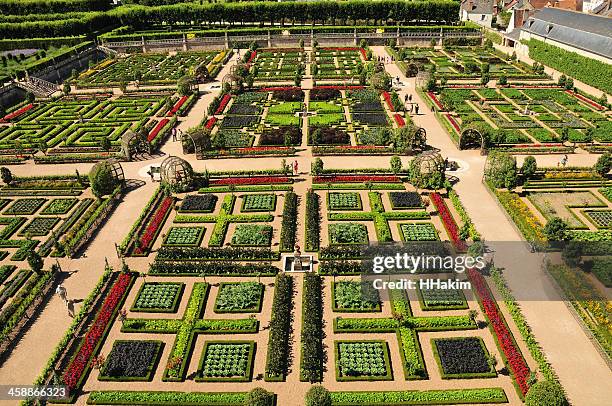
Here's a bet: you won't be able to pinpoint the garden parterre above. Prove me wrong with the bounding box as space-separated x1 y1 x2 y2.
0 95 170 158
433 86 612 147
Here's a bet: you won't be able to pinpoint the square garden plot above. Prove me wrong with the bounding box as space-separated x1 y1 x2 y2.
221 115 260 129
329 223 368 244
99 340 164 381
389 192 423 209
335 340 393 381
432 337 496 379
18 217 60 236
333 281 381 312
584 210 612 229
227 103 262 115
418 286 468 310
213 282 264 313
40 198 77 215
258 126 301 146
196 341 255 382
131 282 184 313
328 192 362 211
163 227 205 247
178 195 217 213
231 224 272 246
352 112 389 127
399 223 439 241
241 194 277 212
3 198 46 215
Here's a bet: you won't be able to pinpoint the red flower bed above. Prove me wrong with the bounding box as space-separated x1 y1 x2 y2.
215 93 231 115
0 103 34 122
322 47 359 51
428 92 444 110
313 85 364 90
205 117 217 130
512 143 563 148
566 90 605 110
314 175 400 184
446 114 461 134
468 268 530 396
210 176 292 186
341 145 387 150
62 273 134 390
236 146 292 153
383 91 394 112
394 114 405 127
246 50 257 66
359 48 368 60
147 118 170 142
430 192 467 251
258 86 301 92
167 96 188 117
135 196 173 254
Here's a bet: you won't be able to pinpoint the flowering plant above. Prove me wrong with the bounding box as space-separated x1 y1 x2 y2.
214 94 231 115
394 114 405 127
0 103 34 122
147 118 170 142
427 92 444 110
210 176 292 186
430 193 467 251
382 91 394 112
313 175 400 183
167 96 188 117
446 114 461 133
135 197 173 254
468 269 530 395
62 273 134 390
205 117 217 130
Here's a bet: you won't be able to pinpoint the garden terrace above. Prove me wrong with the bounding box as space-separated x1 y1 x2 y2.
0 94 173 161
77 50 228 87
391 46 546 80
489 173 612 245
0 175 121 259
251 48 307 82
313 47 366 80
432 86 612 149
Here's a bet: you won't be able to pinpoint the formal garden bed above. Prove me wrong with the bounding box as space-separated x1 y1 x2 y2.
430 85 611 150
0 94 175 161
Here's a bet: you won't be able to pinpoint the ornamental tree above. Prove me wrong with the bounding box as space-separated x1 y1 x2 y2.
594 152 611 176
244 387 274 406
89 162 120 198
521 155 537 179
525 381 568 406
543 217 569 242
305 386 332 406
311 158 324 175
369 71 391 91
0 167 12 185
27 250 43 275
485 151 517 189
390 155 402 174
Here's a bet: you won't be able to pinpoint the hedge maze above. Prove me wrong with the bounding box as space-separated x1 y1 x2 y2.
0 95 168 156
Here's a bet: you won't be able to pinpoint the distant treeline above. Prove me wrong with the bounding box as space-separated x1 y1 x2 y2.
0 0 460 39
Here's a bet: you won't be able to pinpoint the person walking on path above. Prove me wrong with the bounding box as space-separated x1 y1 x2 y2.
414 104 419 115
67 300 74 318
56 284 68 305
293 160 298 175
171 127 177 142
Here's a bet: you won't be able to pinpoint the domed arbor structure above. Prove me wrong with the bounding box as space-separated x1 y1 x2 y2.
89 158 125 198
221 63 248 93
409 150 446 190
160 156 194 192
120 130 150 161
459 124 487 153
